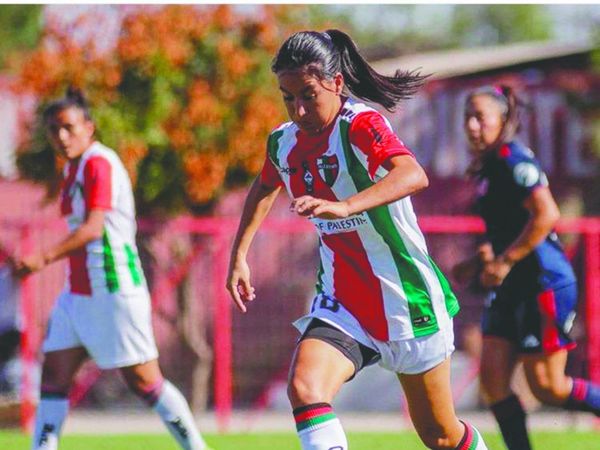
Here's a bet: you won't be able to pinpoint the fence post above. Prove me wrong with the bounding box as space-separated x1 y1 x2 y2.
212 232 232 432
585 230 600 386
19 224 37 432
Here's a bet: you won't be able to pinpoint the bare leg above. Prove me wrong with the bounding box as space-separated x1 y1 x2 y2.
288 338 355 450
479 336 518 403
522 350 572 405
399 358 467 449
480 337 532 450
120 360 209 450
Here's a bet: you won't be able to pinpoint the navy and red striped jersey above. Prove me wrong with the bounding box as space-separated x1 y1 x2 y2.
476 140 576 291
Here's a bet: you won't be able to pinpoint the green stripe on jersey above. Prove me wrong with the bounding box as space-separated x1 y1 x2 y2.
103 229 120 293
340 120 438 336
427 256 460 317
267 130 284 168
125 244 143 287
315 238 325 295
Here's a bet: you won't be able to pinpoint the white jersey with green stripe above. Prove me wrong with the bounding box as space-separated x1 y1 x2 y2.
261 98 459 341
61 142 146 296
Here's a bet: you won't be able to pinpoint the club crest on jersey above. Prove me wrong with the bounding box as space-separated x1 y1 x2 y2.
316 155 339 187
513 162 540 187
302 161 314 194
68 181 83 200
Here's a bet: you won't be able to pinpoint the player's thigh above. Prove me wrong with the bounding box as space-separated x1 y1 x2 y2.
479 336 518 401
41 347 88 391
521 349 570 404
288 338 355 408
398 358 463 445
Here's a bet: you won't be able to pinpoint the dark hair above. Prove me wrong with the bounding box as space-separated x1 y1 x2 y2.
43 86 93 124
466 85 520 145
271 29 428 112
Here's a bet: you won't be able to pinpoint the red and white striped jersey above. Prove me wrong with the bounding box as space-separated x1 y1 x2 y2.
60 142 145 295
260 98 459 341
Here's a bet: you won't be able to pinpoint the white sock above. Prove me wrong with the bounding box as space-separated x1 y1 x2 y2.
153 380 208 450
31 396 69 450
456 421 489 450
294 403 348 450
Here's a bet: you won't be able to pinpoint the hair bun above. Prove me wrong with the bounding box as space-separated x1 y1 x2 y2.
65 86 87 107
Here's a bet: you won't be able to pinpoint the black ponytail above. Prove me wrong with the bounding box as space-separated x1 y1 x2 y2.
271 29 428 112
43 86 93 124
497 85 520 144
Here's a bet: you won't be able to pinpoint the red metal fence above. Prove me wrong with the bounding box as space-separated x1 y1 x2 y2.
2 216 599 432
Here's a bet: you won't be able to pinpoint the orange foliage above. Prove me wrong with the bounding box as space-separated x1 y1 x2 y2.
185 80 223 126
15 4 332 210
183 152 227 204
16 22 120 100
217 38 253 79
212 5 236 31
119 140 149 185
118 6 209 69
228 92 284 174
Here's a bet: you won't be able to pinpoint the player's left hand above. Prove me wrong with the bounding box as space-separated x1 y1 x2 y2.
291 196 350 220
479 256 513 288
13 253 46 278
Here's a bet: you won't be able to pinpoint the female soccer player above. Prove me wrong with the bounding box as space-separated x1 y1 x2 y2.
454 85 600 450
15 88 212 450
227 30 489 450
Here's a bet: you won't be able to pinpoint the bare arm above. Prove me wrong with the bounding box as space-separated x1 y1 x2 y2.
227 178 282 312
480 186 560 287
452 242 494 284
15 209 106 276
292 155 428 219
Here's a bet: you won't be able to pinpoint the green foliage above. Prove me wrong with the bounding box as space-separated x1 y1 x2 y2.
135 147 187 216
450 5 554 47
0 5 43 68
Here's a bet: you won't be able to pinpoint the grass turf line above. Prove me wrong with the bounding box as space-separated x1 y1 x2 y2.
1 431 599 449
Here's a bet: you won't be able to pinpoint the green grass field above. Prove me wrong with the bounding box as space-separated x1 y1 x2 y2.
1 431 599 450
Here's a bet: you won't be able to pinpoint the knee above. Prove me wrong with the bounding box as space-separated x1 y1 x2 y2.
529 380 569 405
129 379 165 406
121 369 164 404
41 367 71 396
287 373 329 408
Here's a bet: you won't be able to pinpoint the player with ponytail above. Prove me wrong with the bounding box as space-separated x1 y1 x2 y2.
454 85 600 450
228 30 489 450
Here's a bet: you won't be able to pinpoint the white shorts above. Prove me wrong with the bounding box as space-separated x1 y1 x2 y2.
43 289 159 369
294 295 455 375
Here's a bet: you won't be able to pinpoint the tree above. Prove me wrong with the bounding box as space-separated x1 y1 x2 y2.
449 5 554 47
14 4 340 214
0 5 43 68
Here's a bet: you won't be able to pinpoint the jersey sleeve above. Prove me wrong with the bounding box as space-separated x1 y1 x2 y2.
83 156 112 211
259 133 284 188
349 111 414 179
501 144 548 199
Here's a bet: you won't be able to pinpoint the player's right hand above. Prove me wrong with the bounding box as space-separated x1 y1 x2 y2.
226 259 256 313
451 258 479 284
13 253 46 278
